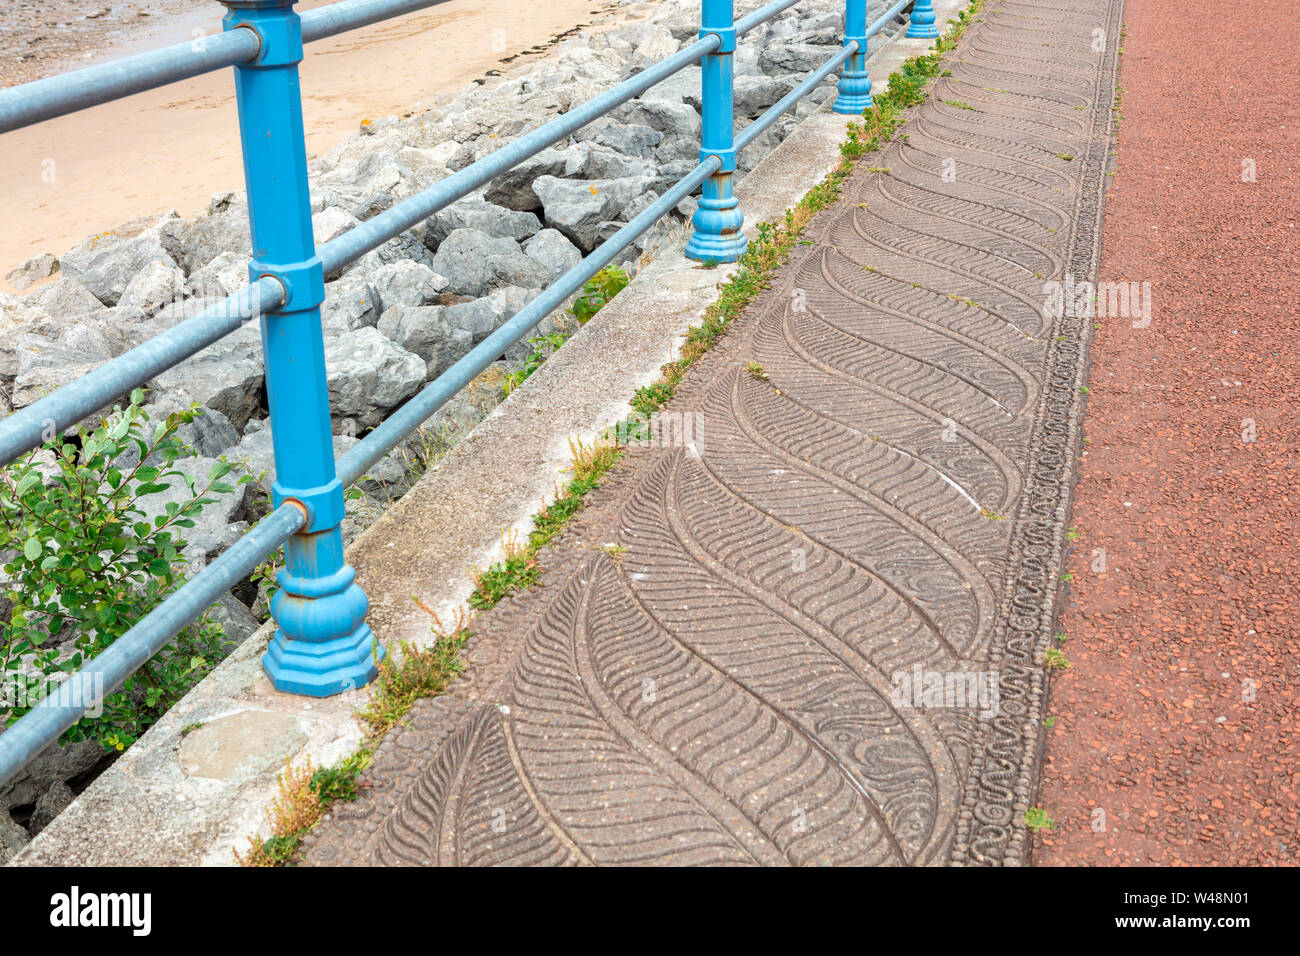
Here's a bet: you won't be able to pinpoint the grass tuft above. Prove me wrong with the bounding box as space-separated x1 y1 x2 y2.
470 531 540 610
1044 647 1073 670
237 608 469 866
1024 807 1056 833
356 618 470 739
235 759 327 867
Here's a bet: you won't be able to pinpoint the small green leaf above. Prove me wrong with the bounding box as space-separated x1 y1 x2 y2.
22 537 41 561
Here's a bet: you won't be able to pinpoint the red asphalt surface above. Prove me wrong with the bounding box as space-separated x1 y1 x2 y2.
1033 0 1300 865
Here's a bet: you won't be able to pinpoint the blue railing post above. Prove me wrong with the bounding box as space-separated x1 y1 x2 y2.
833 0 871 114
685 0 746 263
906 0 939 39
221 0 380 696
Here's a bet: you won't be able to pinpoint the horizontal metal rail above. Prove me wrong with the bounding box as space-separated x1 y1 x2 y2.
0 0 456 134
736 41 857 152
338 157 720 485
318 33 720 274
0 503 305 787
868 0 918 43
300 0 453 42
736 0 807 36
0 28 259 135
0 276 284 466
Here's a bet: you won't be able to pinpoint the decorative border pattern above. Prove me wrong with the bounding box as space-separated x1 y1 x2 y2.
950 0 1124 866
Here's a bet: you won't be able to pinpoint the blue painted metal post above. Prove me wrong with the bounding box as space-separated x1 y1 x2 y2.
221 0 380 696
906 0 939 39
685 0 746 263
833 0 871 114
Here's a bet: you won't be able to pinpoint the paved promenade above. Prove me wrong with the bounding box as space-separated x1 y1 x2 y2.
304 0 1122 866
1036 0 1300 866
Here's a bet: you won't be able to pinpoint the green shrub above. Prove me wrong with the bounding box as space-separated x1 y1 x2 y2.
500 266 632 400
0 390 252 752
502 330 569 398
569 265 629 324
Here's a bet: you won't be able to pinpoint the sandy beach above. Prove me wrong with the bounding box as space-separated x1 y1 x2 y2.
0 0 629 289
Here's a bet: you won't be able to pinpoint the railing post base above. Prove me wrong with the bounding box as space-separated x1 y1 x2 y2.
906 0 940 39
832 88 873 115
832 42 871 114
685 173 748 263
687 0 747 265
264 528 379 697
834 2 871 114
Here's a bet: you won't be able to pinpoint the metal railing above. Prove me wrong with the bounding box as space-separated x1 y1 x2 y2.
0 0 929 786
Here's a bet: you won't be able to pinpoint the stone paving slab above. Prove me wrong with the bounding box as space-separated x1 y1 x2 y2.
303 0 1122 866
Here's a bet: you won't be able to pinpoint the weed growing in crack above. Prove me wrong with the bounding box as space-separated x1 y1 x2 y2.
1024 807 1056 832
1044 648 1072 670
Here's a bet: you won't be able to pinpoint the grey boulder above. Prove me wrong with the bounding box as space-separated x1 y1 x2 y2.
28 780 75 837
324 326 425 429
733 74 799 118
184 252 251 300
482 148 575 211
312 206 361 247
611 99 701 158
759 42 832 76
574 118 663 160
151 324 264 431
523 229 582 283
59 232 180 307
0 809 28 864
532 176 654 252
178 206 251 274
565 141 657 181
118 260 186 316
6 253 59 291
422 197 542 247
631 25 680 72
23 276 108 319
10 333 109 410
153 402 241 460
321 275 381 336
443 285 539 346
369 260 446 312
429 228 549 298
0 735 105 814
376 305 473 381
204 593 260 647
137 452 255 539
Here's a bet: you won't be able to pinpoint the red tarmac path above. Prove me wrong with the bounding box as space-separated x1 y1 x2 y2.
1034 0 1300 865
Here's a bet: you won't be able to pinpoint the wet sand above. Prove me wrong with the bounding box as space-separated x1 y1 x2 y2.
0 0 629 288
